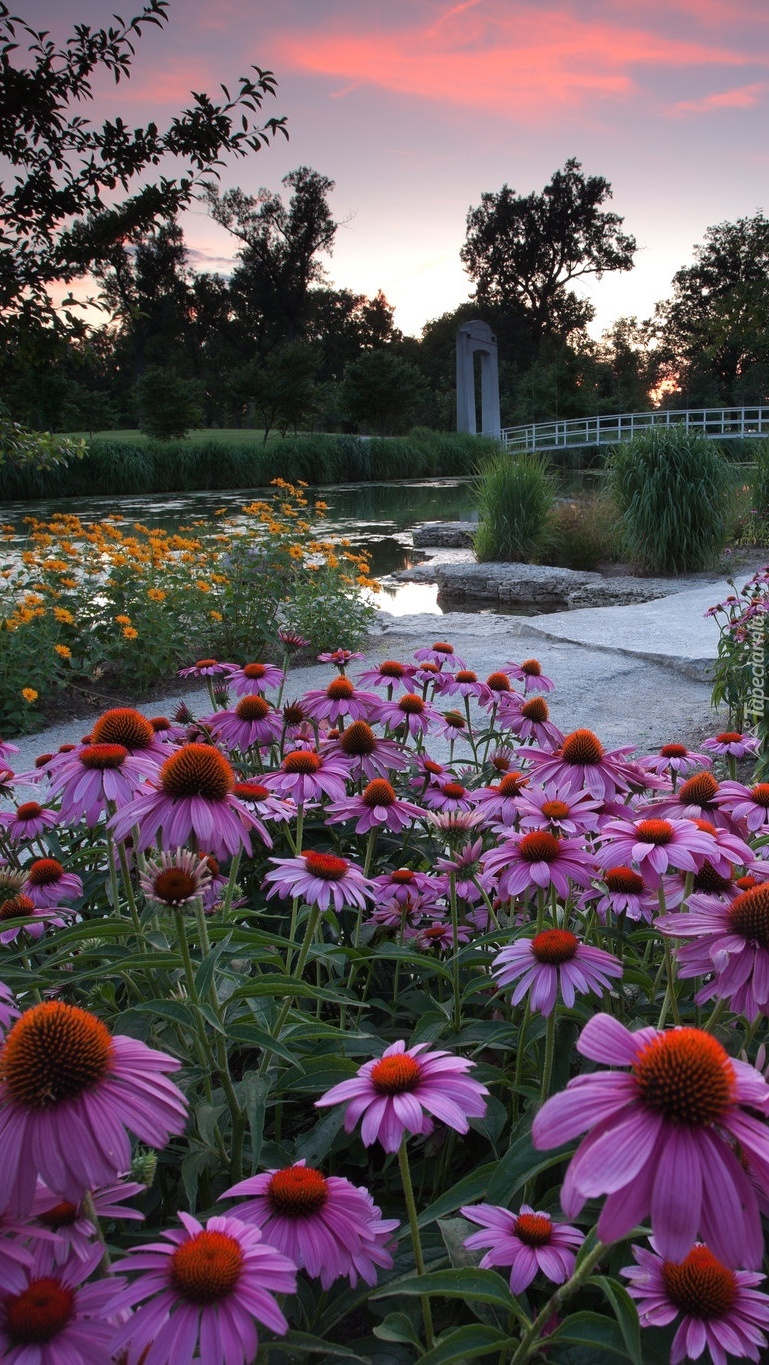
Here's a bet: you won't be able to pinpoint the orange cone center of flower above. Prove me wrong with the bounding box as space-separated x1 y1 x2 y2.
371 1053 422 1094
499 772 527 797
455 670 477 683
233 782 269 801
716 732 743 744
515 1212 553 1246
38 1200 79 1229
424 760 443 775
267 1166 329 1216
1 1001 113 1109
661 1245 737 1318
326 676 355 700
432 641 453 654
541 799 571 820
4 1277 75 1343
303 851 349 880
380 660 405 677
392 869 415 884
487 671 511 691
519 831 560 863
443 711 465 728
531 928 579 963
283 750 322 773
605 866 645 894
420 661 440 675
340 722 377 756
91 708 155 749
79 743 128 770
0 894 35 921
635 819 674 845
633 1028 736 1125
243 663 267 678
679 771 719 805
660 744 688 758
15 801 43 820
27 859 63 886
235 695 270 721
727 884 769 949
521 659 542 676
751 783 769 807
160 744 234 800
522 697 549 722
169 1230 243 1303
561 729 604 764
441 782 467 799
152 868 200 903
399 694 425 714
282 703 306 725
362 780 396 807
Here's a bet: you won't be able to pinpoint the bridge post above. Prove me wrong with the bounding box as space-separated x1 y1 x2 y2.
456 320 501 438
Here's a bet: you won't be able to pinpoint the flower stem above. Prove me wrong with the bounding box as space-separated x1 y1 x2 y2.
397 1136 435 1351
540 1010 556 1102
510 1238 608 1365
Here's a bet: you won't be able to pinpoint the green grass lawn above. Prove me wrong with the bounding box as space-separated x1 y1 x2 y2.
64 427 287 447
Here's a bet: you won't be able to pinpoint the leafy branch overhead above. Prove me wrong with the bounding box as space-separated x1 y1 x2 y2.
0 0 287 322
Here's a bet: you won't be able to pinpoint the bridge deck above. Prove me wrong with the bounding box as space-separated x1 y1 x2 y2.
498 406 769 454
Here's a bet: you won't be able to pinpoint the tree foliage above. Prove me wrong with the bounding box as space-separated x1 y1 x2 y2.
0 0 286 332
460 158 636 344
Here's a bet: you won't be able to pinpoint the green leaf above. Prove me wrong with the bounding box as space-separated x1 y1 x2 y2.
279 1330 371 1361
418 1323 517 1364
548 1310 635 1360
418 1162 497 1227
373 1312 421 1346
373 1267 517 1313
588 1276 642 1365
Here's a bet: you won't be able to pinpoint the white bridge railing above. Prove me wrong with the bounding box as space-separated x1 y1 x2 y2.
499 407 769 454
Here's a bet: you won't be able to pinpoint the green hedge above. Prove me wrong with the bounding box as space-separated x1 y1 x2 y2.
0 430 502 500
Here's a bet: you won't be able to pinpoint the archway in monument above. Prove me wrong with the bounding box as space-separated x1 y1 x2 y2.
456 320 500 438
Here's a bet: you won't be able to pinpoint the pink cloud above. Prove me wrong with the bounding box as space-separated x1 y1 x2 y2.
273 4 763 119
666 81 768 115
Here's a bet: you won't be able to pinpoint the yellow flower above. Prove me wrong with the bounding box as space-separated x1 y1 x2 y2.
209 609 223 622
53 607 75 625
288 545 304 561
196 580 210 593
115 615 132 627
22 688 38 703
147 587 166 602
122 625 139 640
54 644 72 659
59 578 77 589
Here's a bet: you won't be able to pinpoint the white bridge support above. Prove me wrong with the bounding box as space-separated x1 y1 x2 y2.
456 320 501 438
499 407 769 454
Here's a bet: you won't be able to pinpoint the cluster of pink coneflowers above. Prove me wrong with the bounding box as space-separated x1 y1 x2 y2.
0 633 768 1362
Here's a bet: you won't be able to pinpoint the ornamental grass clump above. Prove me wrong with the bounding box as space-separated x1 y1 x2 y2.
472 451 556 562
607 426 733 573
1 643 769 1359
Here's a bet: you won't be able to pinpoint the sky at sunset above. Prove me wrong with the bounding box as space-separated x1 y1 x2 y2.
21 0 769 339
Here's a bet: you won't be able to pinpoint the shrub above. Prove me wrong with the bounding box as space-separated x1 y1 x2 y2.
472 451 556 562
607 427 733 573
543 489 623 570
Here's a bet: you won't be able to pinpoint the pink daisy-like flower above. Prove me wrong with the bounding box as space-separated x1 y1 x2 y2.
433 668 492 705
139 847 214 908
89 707 166 760
109 743 264 859
516 782 603 836
371 691 441 738
472 770 530 828
201 695 284 752
0 800 59 843
178 657 234 678
413 640 467 670
0 738 19 763
369 868 442 925
23 858 82 909
31 1178 146 1263
421 779 476 813
263 850 372 913
223 660 284 695
0 980 20 1035
356 658 418 693
222 1160 397 1290
435 838 494 904
108 1211 296 1365
716 779 769 833
622 1241 769 1365
532 1013 769 1268
261 747 350 805
317 647 365 666
0 892 68 945
702 730 761 760
315 1038 488 1152
659 882 769 1020
639 742 713 780
641 769 738 831
0 1243 122 1364
595 813 718 885
301 674 380 725
491 927 623 1016
482 830 596 900
412 918 472 952
579 865 655 924
505 657 555 692
324 720 409 781
461 1203 584 1294
524 729 638 801
497 693 564 748
47 743 159 827
325 778 426 834
231 780 294 825
0 1000 187 1215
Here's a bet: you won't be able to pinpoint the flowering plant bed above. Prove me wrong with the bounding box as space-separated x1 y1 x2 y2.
0 642 768 1361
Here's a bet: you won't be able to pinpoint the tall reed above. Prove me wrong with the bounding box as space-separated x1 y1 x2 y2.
472 451 556 562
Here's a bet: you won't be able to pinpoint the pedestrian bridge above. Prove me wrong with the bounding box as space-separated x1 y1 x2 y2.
499 406 769 455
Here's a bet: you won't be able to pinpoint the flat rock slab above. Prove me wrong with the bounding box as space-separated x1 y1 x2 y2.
398 558 710 608
412 521 477 548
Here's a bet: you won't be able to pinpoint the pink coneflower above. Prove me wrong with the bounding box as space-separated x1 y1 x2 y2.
0 1000 187 1214
531 1013 769 1267
325 779 426 834
222 1160 397 1290
231 780 294 825
497 693 564 748
715 779 769 833
639 742 713 779
595 813 718 885
0 1243 122 1364
108 1211 296 1365
491 928 623 1015
139 848 214 908
109 744 264 858
659 882 769 1020
413 640 467 670
435 838 494 904
433 669 492 705
317 647 365 666
324 720 409 780
261 747 350 805
702 730 761 760
0 980 20 1035
369 868 442 926
524 729 637 801
371 691 441 738
315 1038 488 1152
89 707 165 760
506 657 555 693
263 850 372 913
202 695 284 751
621 1241 769 1365
224 660 284 695
178 658 234 678
301 674 380 724
482 830 595 900
579 866 655 923
47 743 159 826
0 893 67 945
461 1203 584 1294
278 628 309 651
641 769 738 831
472 771 530 828
422 779 476 813
23 858 82 908
412 918 472 952
0 738 19 763
31 1178 145 1263
356 658 418 693
0 800 59 843
516 782 603 836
